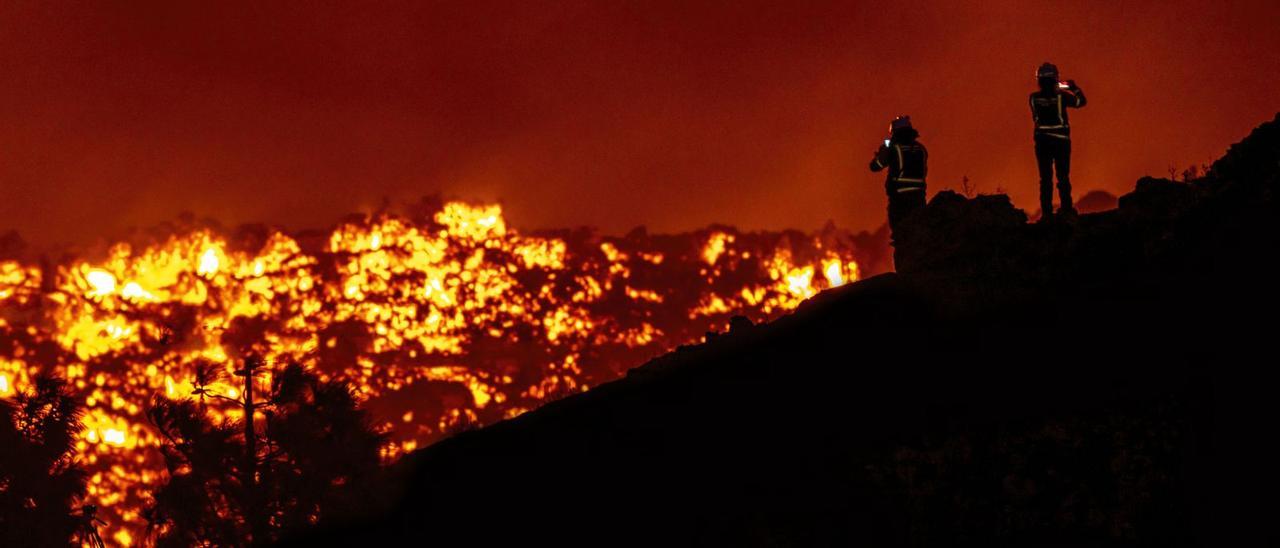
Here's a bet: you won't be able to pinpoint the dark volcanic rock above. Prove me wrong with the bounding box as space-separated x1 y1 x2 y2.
893 191 1028 277
289 114 1280 547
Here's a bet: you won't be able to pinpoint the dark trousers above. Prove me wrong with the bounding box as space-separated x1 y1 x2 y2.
1034 134 1073 214
887 189 926 235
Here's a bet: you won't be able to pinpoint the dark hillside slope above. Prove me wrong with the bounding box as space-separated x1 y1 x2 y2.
294 114 1280 546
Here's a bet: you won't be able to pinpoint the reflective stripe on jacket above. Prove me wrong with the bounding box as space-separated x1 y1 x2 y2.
870 140 928 195
1030 89 1086 138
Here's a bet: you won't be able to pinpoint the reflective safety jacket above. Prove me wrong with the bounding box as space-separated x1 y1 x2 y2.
870 140 928 195
1030 88 1087 139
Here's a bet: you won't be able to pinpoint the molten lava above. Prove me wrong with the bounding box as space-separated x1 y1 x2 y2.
0 201 861 544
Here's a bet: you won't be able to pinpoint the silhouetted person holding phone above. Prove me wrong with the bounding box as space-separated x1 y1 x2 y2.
870 115 928 236
1030 62 1087 221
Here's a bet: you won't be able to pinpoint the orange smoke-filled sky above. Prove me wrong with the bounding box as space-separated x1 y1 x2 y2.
2 1 1278 247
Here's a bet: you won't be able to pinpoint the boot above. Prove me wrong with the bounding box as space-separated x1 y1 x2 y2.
1058 200 1077 221
1038 199 1055 224
1059 185 1075 216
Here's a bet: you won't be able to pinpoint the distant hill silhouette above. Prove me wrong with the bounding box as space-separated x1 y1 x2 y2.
289 114 1280 547
1075 189 1119 213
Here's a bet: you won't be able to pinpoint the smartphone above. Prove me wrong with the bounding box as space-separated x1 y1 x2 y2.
1057 81 1070 89
883 139 891 147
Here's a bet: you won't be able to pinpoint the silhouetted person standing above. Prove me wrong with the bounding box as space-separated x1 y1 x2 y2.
870 115 928 235
1030 62 1087 220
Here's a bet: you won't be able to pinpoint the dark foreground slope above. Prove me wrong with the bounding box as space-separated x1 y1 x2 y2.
293 115 1280 547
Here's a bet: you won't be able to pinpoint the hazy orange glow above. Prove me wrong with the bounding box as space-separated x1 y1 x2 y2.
0 201 859 542
3 2 1278 248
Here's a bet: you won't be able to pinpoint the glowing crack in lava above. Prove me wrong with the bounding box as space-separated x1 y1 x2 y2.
0 201 861 543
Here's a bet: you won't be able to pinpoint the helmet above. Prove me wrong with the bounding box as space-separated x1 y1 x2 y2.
1036 62 1059 79
889 115 913 133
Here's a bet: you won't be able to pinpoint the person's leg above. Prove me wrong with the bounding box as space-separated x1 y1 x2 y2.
887 191 925 271
1034 137 1056 217
888 190 926 246
907 189 926 214
887 197 905 236
1056 138 1073 212
888 191 925 228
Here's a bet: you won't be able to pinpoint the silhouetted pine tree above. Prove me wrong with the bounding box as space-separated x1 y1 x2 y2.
0 373 89 546
145 357 385 546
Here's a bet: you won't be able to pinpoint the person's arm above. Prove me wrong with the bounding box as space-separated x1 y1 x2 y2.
1066 80 1087 108
870 145 891 172
921 143 928 180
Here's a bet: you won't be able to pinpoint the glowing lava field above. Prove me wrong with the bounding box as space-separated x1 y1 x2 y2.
0 200 866 544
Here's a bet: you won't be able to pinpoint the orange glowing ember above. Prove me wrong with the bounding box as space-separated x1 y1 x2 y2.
0 201 860 542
